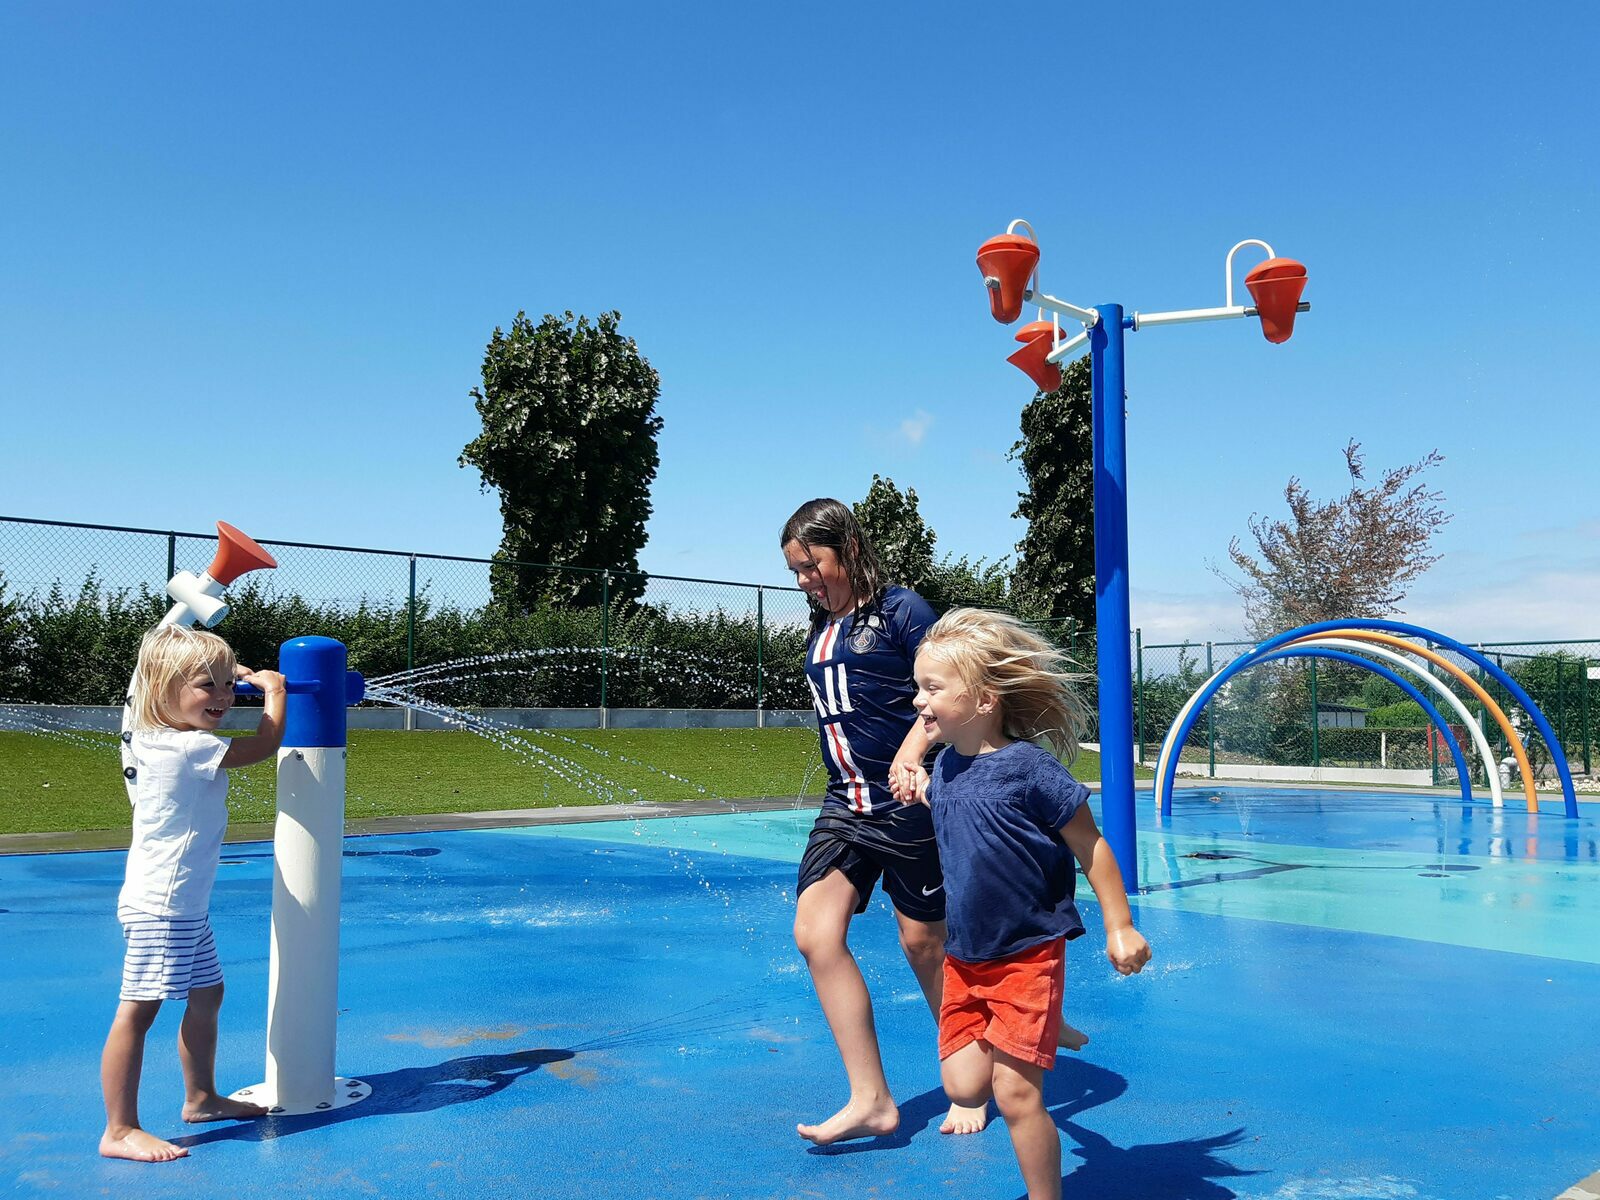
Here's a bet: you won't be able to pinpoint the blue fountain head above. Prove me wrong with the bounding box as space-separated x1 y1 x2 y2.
276 636 363 748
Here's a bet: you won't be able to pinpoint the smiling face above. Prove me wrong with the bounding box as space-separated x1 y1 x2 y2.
167 664 236 731
782 539 857 618
913 649 1000 754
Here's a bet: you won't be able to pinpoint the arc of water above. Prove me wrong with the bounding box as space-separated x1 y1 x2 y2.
1153 637 1504 816
362 685 640 801
1307 629 1536 811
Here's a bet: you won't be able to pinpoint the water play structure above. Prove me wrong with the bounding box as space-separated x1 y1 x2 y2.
118 521 370 1116
976 225 1310 891
1151 618 1581 820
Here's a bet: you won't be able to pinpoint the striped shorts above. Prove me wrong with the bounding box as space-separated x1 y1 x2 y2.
118 907 224 1001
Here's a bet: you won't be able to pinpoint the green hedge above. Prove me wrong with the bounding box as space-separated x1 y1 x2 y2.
0 573 813 711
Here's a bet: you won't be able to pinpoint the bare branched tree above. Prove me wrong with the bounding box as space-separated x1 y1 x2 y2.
1218 441 1450 637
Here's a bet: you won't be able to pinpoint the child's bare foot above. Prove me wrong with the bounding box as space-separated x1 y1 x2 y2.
796 1096 899 1145
181 1093 268 1124
99 1127 189 1162
1058 1020 1089 1051
939 1101 989 1135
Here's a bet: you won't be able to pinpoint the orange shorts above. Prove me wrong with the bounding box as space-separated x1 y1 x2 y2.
938 937 1066 1070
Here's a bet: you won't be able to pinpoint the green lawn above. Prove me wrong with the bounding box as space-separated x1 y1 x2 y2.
0 728 1129 836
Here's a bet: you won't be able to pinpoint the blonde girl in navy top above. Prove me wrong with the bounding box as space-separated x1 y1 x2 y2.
909 608 1150 1200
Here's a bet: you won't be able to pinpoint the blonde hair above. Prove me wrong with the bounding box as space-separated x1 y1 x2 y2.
129 624 237 731
917 608 1087 761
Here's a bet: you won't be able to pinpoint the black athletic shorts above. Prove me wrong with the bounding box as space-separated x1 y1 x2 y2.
797 803 946 923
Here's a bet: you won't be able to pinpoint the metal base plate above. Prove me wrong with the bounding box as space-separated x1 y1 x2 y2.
230 1076 372 1117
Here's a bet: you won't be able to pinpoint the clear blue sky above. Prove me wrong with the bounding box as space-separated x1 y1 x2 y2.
2 3 1595 642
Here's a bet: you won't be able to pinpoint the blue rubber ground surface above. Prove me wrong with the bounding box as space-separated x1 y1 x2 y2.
3 787 1598 1199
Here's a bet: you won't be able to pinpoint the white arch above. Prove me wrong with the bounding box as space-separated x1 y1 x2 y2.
1153 635 1502 812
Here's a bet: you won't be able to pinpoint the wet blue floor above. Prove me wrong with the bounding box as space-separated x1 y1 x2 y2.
3 787 1598 1199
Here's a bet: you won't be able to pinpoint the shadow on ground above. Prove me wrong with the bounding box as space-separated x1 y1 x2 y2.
173 1047 573 1147
810 1054 1257 1199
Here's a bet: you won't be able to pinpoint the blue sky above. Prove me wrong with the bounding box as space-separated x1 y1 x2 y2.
2 3 1595 642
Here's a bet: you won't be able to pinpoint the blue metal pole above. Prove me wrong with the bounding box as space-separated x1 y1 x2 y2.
1090 304 1138 894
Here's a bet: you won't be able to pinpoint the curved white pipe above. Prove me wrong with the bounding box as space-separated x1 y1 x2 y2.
1224 238 1277 308
1153 635 1502 811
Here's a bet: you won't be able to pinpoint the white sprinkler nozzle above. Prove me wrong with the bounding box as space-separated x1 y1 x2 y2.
162 571 230 628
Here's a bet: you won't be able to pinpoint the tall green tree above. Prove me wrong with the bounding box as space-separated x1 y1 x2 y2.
461 311 662 610
853 475 937 597
853 475 1015 613
1009 356 1094 628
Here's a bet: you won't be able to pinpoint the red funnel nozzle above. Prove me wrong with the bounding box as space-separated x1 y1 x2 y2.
1014 320 1057 344
977 234 1040 324
1006 332 1061 393
1245 257 1308 344
206 522 278 586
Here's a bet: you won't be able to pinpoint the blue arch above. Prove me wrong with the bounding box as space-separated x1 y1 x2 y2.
1157 646 1474 818
1250 620 1577 818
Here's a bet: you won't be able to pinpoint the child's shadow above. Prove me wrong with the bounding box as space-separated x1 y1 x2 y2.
807 1051 1134 1157
1043 1059 1260 1200
173 1047 573 1147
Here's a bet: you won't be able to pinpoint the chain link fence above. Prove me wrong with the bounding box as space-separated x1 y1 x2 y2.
0 516 813 715
2 516 1595 777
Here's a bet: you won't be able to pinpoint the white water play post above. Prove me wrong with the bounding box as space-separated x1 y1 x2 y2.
233 635 370 1116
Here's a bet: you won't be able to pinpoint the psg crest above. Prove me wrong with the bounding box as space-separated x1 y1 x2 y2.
848 615 883 655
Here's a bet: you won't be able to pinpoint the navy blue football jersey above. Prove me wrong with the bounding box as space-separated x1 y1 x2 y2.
804 586 937 815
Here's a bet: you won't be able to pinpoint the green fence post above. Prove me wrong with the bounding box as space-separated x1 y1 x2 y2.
406 556 417 675
405 555 417 732
1309 660 1320 767
599 570 610 727
1428 640 1440 785
1068 617 1076 658
756 585 765 729
1556 656 1568 771
1581 658 1593 776
1206 641 1215 778
1134 628 1145 765
166 532 176 582
1494 654 1507 758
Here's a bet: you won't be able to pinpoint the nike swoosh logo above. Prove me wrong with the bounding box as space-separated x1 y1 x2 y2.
921 885 943 896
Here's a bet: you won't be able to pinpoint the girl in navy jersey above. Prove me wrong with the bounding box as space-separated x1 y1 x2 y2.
780 497 996 1144
910 608 1150 1200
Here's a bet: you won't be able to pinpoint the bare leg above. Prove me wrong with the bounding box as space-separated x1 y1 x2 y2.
177 983 267 1123
894 910 989 1135
100 999 188 1162
793 870 900 1145
992 1049 1060 1200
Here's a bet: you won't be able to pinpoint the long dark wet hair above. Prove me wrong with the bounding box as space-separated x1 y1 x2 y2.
780 498 887 634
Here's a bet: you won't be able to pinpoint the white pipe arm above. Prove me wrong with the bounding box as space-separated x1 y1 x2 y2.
1023 289 1099 327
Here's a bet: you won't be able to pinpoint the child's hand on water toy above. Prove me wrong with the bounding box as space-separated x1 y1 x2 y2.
237 667 286 697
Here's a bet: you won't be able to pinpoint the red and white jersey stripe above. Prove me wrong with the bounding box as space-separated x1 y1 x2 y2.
823 721 870 812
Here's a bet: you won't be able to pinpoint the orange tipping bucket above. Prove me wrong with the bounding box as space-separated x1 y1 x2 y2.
1006 329 1061 392
1244 257 1308 344
1014 320 1057 343
205 521 278 586
976 234 1040 324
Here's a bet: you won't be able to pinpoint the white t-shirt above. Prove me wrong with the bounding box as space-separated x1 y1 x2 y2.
118 730 231 919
